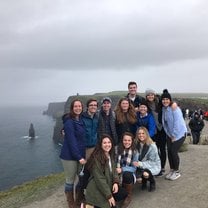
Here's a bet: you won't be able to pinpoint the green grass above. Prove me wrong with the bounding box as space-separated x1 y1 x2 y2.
0 172 64 208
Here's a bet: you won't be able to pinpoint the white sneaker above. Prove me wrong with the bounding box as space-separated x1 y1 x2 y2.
165 170 173 180
169 171 181 181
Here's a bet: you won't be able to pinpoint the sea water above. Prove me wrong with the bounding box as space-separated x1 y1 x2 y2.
0 106 63 191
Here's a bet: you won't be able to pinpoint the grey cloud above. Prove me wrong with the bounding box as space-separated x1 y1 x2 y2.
1 1 208 70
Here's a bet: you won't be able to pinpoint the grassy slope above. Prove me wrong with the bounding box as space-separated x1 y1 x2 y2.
0 172 64 208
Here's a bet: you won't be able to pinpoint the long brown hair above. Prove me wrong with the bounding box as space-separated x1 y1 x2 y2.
86 134 115 172
115 97 137 124
62 99 84 120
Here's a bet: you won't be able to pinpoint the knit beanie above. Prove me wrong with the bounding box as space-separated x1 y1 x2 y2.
161 89 172 101
145 88 156 96
139 100 148 107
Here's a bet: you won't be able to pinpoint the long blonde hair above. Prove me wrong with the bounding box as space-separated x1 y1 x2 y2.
135 126 154 145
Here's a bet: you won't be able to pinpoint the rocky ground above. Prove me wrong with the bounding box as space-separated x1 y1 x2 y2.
22 121 208 208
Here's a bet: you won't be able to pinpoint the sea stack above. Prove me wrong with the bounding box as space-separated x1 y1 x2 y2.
29 123 35 138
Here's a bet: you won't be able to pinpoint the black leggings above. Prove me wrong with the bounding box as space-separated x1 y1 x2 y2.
155 129 167 169
166 136 185 171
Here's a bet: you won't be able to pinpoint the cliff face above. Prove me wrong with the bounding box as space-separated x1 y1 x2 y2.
51 92 208 144
43 102 65 118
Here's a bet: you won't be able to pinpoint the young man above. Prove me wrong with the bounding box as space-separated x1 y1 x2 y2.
78 98 99 206
126 81 145 111
82 98 99 159
98 97 118 146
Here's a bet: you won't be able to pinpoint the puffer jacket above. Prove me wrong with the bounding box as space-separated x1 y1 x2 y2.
60 116 86 161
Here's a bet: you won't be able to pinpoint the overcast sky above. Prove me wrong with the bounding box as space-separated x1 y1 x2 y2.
1 0 208 106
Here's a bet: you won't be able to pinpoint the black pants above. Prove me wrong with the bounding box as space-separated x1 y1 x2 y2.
191 131 201 144
166 136 185 171
122 171 134 184
155 129 167 169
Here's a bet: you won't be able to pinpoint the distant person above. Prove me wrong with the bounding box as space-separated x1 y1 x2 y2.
126 81 145 112
60 99 86 208
136 100 156 138
85 134 127 208
188 111 205 144
98 97 118 146
115 97 137 144
133 127 161 192
185 108 189 120
145 88 167 176
161 89 187 181
116 132 138 208
198 108 204 119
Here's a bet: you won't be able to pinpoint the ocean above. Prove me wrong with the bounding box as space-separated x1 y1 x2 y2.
0 106 63 191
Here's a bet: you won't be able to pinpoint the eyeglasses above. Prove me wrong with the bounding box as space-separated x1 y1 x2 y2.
89 104 98 107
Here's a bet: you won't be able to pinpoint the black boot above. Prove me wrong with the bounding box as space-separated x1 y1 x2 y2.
148 177 156 192
141 178 147 190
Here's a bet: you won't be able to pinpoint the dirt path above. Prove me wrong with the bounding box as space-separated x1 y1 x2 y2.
22 144 208 208
22 121 208 208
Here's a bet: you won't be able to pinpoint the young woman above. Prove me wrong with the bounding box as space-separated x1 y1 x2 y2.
145 89 167 176
161 89 187 181
116 132 138 208
60 99 86 208
85 134 127 208
115 97 137 144
136 100 156 138
133 127 161 192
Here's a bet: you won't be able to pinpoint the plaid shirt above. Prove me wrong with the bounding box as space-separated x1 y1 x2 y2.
117 149 134 168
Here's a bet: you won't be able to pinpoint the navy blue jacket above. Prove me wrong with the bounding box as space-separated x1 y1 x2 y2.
60 117 86 161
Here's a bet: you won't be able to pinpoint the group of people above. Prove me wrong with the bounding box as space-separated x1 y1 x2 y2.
60 81 187 208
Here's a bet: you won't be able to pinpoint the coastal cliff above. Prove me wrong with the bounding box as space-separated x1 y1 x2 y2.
43 102 65 118
46 92 208 144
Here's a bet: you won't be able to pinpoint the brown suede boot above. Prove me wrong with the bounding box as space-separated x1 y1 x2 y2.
65 191 75 208
121 183 133 208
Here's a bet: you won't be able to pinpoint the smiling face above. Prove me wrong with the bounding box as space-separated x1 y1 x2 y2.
137 128 147 143
73 101 83 116
102 101 111 113
146 93 155 102
128 84 137 96
162 98 171 107
101 137 112 154
120 100 130 112
122 134 133 149
138 104 148 115
88 101 98 114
